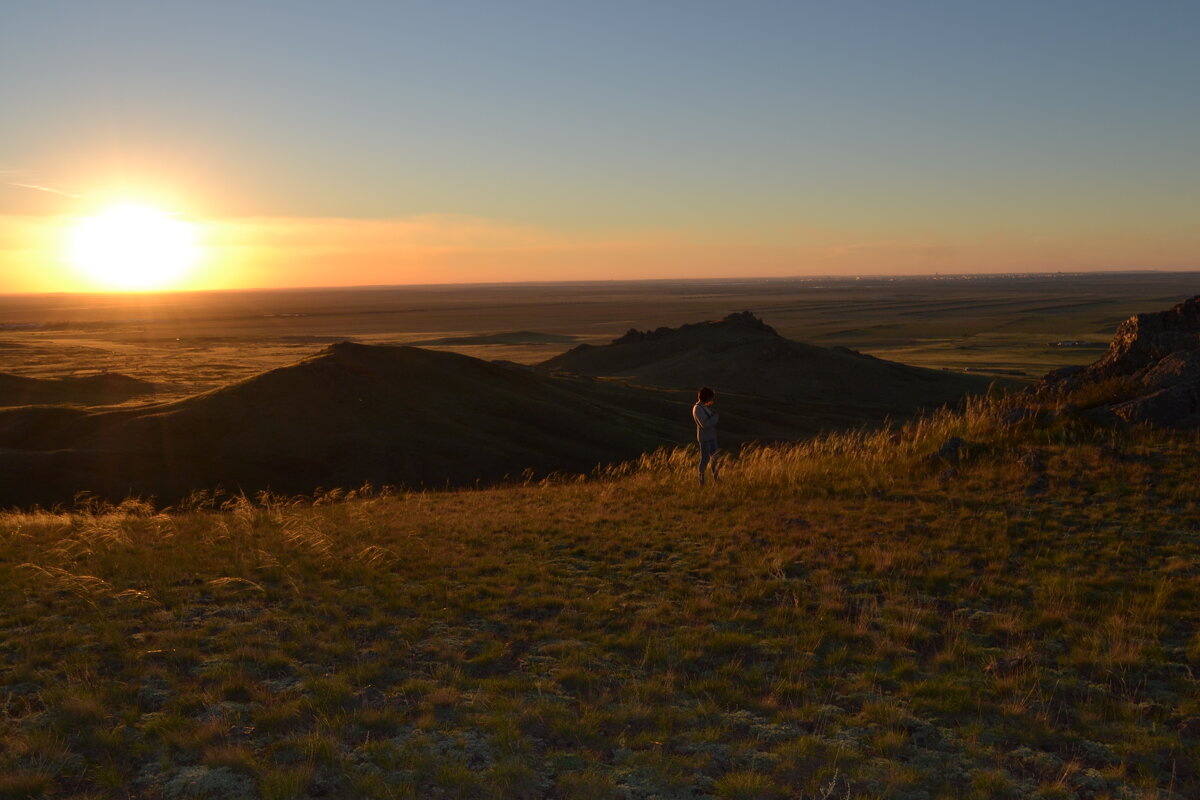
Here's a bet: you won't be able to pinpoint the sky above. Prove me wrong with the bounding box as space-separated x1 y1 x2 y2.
1 0 1198 292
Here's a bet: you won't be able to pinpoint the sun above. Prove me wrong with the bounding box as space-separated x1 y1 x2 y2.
68 204 201 291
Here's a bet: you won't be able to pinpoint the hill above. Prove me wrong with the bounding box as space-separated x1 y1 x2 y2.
0 315 995 508
0 371 156 407
0 342 690 507
0 396 1196 798
541 311 994 415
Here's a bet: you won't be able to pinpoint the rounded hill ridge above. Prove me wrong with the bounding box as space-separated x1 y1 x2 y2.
0 319 991 507
0 371 157 407
0 342 684 506
541 311 989 409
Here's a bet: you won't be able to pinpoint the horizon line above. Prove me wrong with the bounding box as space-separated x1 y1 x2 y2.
3 267 1198 298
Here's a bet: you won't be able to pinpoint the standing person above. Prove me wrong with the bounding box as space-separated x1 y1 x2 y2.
693 386 720 485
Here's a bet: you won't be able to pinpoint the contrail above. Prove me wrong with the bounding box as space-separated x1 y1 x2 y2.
6 182 83 199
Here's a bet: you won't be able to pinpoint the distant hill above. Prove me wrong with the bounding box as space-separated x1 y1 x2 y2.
0 371 156 407
541 311 992 415
0 343 692 507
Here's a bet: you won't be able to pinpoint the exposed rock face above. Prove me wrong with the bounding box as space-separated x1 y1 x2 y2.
1092 295 1200 378
1036 295 1200 427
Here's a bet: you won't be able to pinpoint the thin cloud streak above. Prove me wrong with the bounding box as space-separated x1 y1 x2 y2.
6 182 83 199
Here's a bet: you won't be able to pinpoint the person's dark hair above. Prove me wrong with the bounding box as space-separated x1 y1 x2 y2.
698 386 715 403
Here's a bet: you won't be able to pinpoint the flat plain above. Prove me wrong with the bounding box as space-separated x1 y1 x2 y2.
2 271 1197 404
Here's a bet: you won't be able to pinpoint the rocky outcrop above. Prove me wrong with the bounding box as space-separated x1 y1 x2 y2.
1035 295 1200 427
612 311 777 345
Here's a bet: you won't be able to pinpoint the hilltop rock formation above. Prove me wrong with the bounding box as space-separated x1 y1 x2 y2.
541 311 991 414
610 311 777 345
1035 295 1200 427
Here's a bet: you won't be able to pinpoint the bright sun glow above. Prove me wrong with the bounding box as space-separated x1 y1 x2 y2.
68 204 200 290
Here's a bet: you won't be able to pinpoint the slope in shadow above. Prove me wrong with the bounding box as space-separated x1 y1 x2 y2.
0 313 994 507
0 372 157 407
540 311 992 414
0 343 685 507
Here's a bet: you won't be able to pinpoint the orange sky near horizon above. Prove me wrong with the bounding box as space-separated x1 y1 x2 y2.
3 208 1199 295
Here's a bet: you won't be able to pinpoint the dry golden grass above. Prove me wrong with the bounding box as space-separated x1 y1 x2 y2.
1 394 1197 797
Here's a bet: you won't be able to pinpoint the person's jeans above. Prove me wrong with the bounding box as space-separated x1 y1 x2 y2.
698 439 719 483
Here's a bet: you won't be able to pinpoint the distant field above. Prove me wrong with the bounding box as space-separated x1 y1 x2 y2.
0 272 1195 402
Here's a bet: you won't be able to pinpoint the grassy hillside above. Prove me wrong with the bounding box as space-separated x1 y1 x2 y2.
0 336 985 509
1 398 1197 798
541 313 994 415
0 343 688 509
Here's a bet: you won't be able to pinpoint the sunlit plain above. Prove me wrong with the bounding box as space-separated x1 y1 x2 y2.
67 204 201 291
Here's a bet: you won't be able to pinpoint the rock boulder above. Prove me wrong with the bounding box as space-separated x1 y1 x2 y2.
1034 295 1200 427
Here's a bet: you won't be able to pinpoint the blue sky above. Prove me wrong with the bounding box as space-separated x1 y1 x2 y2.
2 0 1198 290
